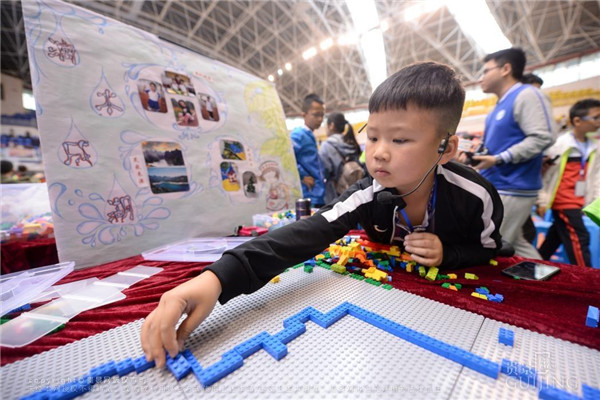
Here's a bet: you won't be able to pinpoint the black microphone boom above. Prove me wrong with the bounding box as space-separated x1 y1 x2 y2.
376 191 407 209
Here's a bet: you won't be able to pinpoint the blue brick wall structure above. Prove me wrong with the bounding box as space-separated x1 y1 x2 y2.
20 302 599 399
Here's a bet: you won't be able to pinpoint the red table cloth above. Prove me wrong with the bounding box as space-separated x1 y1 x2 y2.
1 237 59 274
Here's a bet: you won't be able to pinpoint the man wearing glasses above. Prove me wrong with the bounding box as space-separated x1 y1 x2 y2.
470 47 555 259
536 99 600 267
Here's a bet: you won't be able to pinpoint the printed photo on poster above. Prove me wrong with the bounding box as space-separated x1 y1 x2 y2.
141 141 190 194
220 162 240 192
137 79 167 113
220 139 246 160
242 171 258 198
199 94 220 122
162 71 196 97
171 99 198 127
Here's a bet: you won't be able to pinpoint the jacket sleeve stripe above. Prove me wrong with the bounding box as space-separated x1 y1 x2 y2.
439 168 498 249
321 185 376 223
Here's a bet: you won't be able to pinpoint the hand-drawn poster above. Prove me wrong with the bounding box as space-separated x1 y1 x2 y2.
22 0 301 268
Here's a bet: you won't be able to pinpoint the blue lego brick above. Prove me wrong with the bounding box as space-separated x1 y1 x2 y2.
233 331 288 361
132 355 155 373
273 321 306 344
538 385 582 400
476 287 490 295
182 349 204 376
89 360 117 381
115 358 135 377
283 307 313 327
197 351 244 388
501 359 538 387
488 294 504 303
261 336 288 360
582 384 600 400
499 327 515 346
304 259 316 266
8 303 32 314
165 353 192 381
305 309 330 328
233 332 269 358
586 306 599 328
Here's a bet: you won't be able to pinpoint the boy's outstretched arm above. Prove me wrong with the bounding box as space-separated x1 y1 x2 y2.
140 270 222 368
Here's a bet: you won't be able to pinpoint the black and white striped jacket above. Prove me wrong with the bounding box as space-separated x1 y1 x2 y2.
206 161 503 304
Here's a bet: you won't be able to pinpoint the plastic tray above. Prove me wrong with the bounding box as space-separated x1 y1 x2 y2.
141 237 252 262
0 262 74 317
0 284 125 348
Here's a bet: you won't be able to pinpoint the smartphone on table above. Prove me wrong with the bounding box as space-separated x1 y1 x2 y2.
502 261 561 281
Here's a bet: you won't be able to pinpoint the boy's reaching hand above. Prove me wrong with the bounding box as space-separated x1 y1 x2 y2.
141 270 222 368
404 232 443 266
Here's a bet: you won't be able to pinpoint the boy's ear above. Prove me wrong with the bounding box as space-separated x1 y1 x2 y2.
439 135 459 164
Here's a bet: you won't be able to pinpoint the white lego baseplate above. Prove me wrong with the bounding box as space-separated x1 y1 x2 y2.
1 267 599 399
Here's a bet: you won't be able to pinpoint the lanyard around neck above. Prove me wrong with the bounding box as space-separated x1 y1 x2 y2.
399 178 438 233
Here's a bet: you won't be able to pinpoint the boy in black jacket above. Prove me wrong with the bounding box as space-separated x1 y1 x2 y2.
141 62 504 367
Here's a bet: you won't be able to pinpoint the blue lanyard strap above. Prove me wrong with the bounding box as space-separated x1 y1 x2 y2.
399 179 437 233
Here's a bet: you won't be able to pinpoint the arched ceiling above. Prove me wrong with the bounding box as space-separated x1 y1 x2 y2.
2 0 599 116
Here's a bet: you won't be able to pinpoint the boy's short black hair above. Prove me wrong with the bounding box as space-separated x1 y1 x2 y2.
368 62 465 134
570 98 600 124
302 93 324 113
522 73 543 86
483 48 526 81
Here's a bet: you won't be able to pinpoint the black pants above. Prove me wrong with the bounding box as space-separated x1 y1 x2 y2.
539 209 591 267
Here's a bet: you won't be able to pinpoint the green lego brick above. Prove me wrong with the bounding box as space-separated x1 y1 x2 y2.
381 284 393 290
331 264 347 274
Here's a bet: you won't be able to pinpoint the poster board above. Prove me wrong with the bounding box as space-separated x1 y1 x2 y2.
22 0 301 268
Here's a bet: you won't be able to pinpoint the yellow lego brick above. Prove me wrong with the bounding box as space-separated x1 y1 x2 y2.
418 266 426 277
447 273 457 279
362 266 387 282
338 254 349 266
270 276 280 283
406 264 414 273
489 259 498 266
315 254 325 260
471 292 487 300
465 273 479 280
425 267 439 281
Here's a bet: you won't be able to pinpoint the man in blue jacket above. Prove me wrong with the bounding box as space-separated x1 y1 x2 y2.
472 48 555 259
291 94 326 207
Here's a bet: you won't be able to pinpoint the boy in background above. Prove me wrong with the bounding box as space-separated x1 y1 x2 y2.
537 99 600 266
291 94 326 207
141 62 503 367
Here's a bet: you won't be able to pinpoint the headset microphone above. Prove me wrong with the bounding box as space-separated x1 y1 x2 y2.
376 133 451 209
